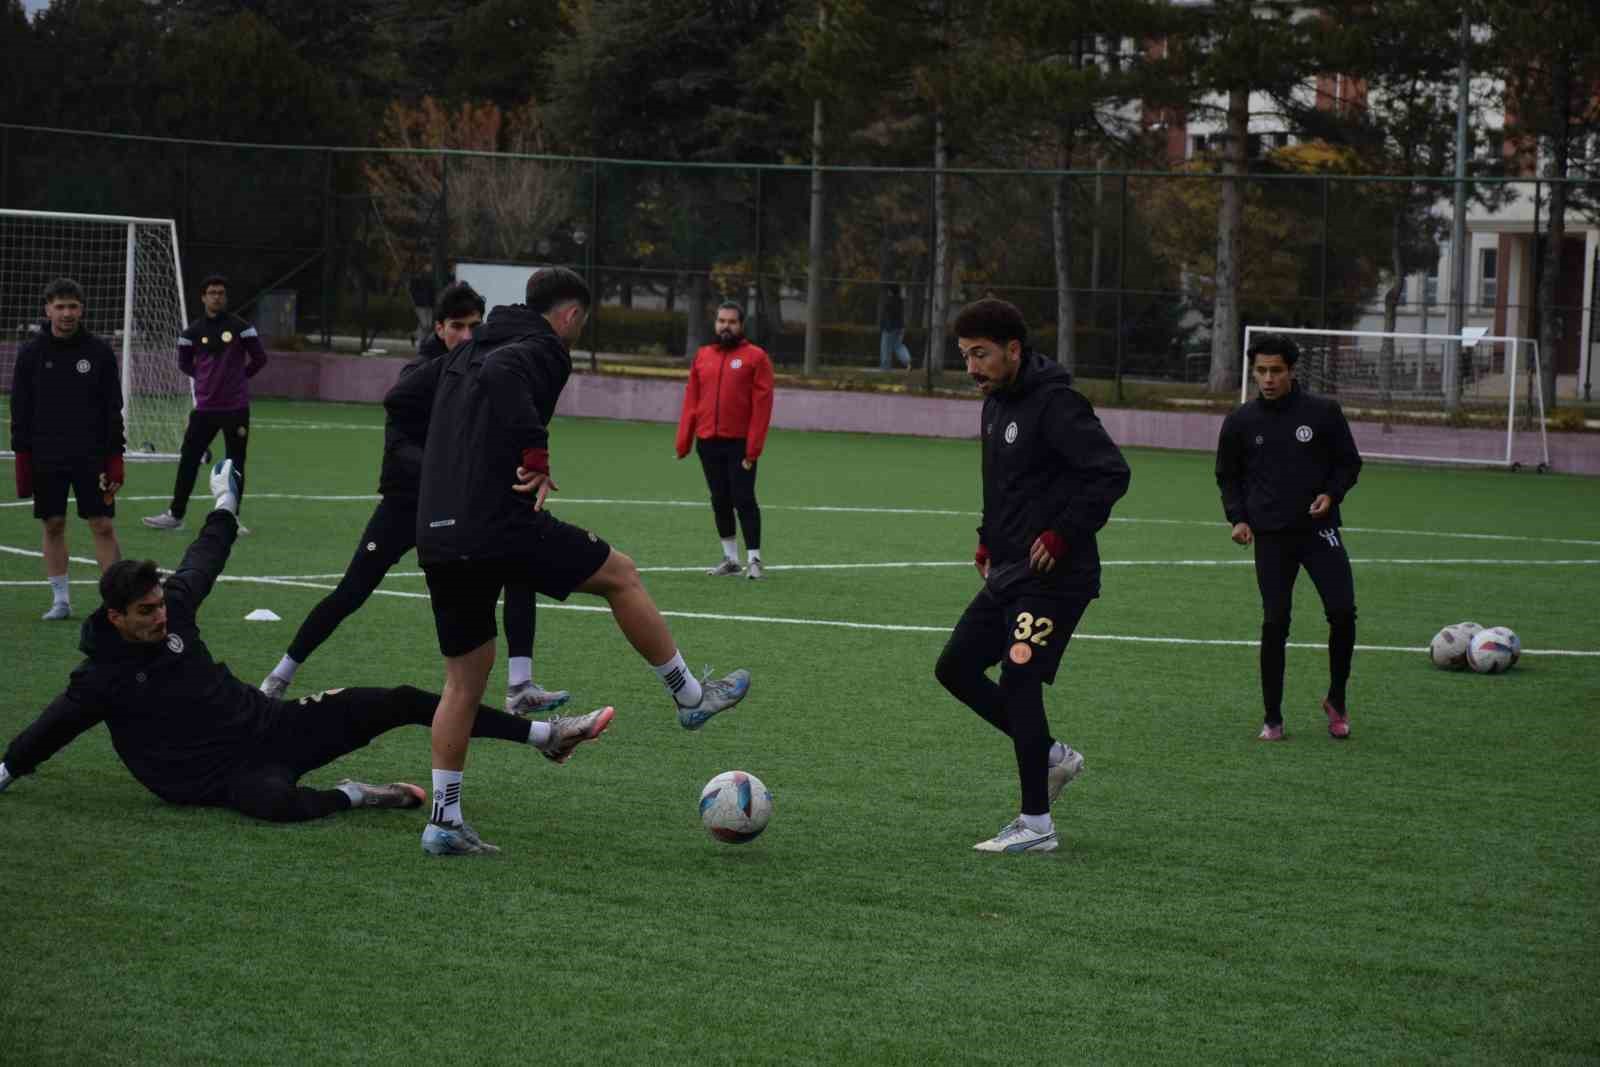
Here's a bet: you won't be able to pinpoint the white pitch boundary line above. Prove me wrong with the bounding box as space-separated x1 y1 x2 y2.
3 559 1596 657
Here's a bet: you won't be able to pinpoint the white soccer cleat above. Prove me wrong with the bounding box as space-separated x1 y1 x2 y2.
142 510 182 530
973 818 1058 854
41 602 71 621
706 558 742 577
745 560 765 580
338 779 425 809
535 705 615 764
505 682 571 716
421 820 501 857
260 673 289 700
1046 746 1085 807
677 668 751 730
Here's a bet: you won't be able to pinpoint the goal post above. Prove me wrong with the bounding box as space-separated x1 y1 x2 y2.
1240 325 1552 471
1 209 192 460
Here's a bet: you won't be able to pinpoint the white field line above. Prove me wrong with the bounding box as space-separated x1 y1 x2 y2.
2 491 1595 549
3 551 1596 657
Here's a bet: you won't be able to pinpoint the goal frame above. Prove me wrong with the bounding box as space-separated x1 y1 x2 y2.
1240 324 1552 471
1 208 192 461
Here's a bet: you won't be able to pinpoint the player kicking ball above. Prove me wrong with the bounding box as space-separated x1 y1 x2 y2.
0 461 614 829
933 299 1130 854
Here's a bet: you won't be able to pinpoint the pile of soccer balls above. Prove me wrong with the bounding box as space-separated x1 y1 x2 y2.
1429 621 1522 674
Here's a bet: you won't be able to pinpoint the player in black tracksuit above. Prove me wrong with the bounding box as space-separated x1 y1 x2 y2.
934 299 1130 854
0 469 548 823
9 277 126 620
388 267 749 855
1215 333 1362 741
258 284 561 715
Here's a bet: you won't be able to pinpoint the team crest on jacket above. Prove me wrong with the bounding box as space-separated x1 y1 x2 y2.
731 358 743 369
166 633 185 653
1295 425 1314 442
222 331 234 343
75 359 91 374
1004 421 1019 444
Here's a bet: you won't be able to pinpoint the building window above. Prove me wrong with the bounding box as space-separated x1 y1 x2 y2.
1478 248 1498 309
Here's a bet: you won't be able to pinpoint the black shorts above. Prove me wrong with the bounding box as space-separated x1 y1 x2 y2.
32 457 114 520
422 518 611 657
942 584 1092 686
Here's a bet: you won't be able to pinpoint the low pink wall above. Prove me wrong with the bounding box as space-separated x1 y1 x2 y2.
253 350 1600 474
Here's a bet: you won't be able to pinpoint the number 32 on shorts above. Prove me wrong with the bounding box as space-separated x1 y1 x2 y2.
1012 612 1055 646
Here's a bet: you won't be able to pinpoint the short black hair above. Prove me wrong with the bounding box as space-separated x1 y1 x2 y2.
1247 333 1300 368
952 298 1028 347
43 277 84 304
716 300 745 323
434 281 486 324
200 274 228 293
100 559 162 614
525 267 591 313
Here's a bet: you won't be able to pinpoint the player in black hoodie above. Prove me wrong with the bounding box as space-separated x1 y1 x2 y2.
934 299 1130 854
1215 333 1362 741
258 283 569 718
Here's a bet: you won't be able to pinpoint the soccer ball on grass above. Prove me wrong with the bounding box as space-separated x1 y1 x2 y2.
699 770 772 844
1467 626 1520 674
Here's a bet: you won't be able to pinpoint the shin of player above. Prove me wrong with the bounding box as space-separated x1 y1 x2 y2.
1215 334 1362 741
10 277 125 620
933 298 1130 854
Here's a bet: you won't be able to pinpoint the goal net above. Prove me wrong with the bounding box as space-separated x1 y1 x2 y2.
1 209 192 459
1240 325 1552 471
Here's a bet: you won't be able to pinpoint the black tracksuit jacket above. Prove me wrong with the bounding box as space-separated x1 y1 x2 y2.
0 511 283 805
8 325 125 461
977 351 1131 599
376 333 449 502
1215 384 1362 533
385 306 570 564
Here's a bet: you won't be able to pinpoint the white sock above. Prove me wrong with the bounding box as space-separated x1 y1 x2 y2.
430 769 463 825
527 720 552 747
1019 812 1054 833
337 781 365 806
653 650 703 708
747 548 761 564
508 656 533 687
272 654 300 682
1048 741 1069 766
48 574 69 605
719 537 737 561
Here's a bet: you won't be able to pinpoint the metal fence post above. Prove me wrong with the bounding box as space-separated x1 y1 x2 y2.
1116 172 1127 405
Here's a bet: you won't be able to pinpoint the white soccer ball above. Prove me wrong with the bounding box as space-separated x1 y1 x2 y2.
699 770 772 844
1428 625 1473 670
1468 627 1520 674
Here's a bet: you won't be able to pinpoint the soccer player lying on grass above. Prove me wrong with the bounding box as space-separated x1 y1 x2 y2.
934 299 1131 855
0 461 613 824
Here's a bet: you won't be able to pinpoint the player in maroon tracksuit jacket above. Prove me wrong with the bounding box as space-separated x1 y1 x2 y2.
8 277 126 621
144 275 267 531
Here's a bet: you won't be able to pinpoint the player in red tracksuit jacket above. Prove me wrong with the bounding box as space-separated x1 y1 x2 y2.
674 301 775 579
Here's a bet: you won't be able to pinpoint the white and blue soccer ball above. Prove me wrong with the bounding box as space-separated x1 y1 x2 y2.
1429 622 1479 670
699 770 772 844
1468 626 1521 674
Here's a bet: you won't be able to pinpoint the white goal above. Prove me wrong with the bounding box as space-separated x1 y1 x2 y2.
1240 325 1552 471
1 209 192 459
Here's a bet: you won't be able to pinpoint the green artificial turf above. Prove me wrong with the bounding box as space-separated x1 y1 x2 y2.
0 399 1595 1065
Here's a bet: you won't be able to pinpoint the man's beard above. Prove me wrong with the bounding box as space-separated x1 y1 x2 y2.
717 330 740 348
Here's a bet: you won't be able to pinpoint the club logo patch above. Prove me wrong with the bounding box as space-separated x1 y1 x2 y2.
366 542 377 551
1254 434 1264 445
75 359 91 374
201 337 209 345
222 331 234 343
237 425 248 438
1008 641 1033 665
1296 425 1314 443
731 358 743 369
1004 421 1019 444
166 634 185 653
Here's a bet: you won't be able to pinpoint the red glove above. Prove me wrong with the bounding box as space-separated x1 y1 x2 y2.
100 454 125 501
520 448 550 476
1036 530 1066 561
14 452 31 499
974 543 990 568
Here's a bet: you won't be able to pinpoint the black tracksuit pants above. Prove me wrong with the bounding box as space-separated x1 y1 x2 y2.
221 684 529 822
286 496 535 665
695 437 761 549
1253 528 1357 724
170 408 250 519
